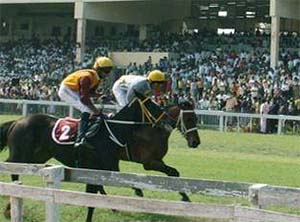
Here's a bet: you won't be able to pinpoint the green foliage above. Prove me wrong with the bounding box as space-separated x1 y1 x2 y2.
0 115 20 122
0 116 299 221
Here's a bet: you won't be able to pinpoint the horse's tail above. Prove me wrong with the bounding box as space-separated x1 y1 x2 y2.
0 120 16 151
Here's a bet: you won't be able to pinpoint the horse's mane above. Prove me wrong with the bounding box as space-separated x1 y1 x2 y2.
112 96 166 123
164 103 177 110
112 98 140 121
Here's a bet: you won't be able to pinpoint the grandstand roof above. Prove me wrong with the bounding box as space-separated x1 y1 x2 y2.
0 0 144 3
4 0 298 24
191 0 270 20
0 0 74 3
0 0 270 19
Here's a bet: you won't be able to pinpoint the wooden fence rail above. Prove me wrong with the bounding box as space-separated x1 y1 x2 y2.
64 167 251 196
0 162 252 196
0 162 49 176
249 184 300 209
1 162 300 222
1 182 300 222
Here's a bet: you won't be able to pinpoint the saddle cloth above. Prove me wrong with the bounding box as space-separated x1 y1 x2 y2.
52 118 79 145
51 117 102 145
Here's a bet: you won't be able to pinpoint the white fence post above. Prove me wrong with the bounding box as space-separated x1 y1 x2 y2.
22 101 27 116
248 184 268 209
41 166 64 222
277 117 284 135
219 114 224 132
10 181 23 222
69 106 74 117
249 117 253 132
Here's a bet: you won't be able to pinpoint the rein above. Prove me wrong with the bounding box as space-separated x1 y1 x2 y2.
138 98 166 125
103 119 132 160
106 120 151 125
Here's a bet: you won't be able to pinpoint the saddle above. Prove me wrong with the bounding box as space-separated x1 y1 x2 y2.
52 117 101 145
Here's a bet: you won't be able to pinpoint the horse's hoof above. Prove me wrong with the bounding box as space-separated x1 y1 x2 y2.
167 169 179 177
182 196 191 202
180 192 191 202
134 189 144 197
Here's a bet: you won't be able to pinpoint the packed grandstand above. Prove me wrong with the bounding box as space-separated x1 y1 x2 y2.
1 32 299 113
0 0 300 131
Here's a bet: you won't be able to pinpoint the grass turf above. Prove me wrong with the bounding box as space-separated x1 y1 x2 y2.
0 115 299 221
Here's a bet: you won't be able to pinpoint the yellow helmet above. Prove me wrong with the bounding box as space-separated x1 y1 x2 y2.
147 70 166 82
93 56 113 70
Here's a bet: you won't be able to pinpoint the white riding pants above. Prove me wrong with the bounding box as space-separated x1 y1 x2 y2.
58 83 93 113
112 80 128 107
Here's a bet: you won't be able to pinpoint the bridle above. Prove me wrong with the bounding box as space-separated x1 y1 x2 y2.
176 110 198 136
167 109 198 137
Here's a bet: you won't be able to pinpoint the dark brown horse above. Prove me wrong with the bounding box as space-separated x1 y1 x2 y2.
120 100 200 200
0 95 200 222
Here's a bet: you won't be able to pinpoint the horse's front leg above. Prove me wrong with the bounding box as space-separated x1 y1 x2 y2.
143 160 191 202
85 184 98 222
85 184 107 222
132 187 144 197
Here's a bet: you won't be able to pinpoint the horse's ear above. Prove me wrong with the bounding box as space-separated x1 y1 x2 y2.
179 100 195 109
188 100 195 109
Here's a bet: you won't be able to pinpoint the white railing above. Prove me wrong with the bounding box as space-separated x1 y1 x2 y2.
1 98 300 135
0 98 120 117
195 109 300 135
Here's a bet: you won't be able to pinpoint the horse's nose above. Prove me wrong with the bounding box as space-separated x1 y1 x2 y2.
191 140 200 148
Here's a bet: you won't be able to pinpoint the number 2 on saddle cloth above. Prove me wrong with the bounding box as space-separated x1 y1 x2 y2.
52 118 79 145
52 117 101 145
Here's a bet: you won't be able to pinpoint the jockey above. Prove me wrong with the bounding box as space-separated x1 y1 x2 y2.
58 56 113 148
112 70 166 107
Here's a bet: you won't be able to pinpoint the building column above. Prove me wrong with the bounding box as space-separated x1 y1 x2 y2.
75 18 86 64
139 25 147 42
29 17 33 39
8 18 13 40
270 16 280 69
74 1 86 64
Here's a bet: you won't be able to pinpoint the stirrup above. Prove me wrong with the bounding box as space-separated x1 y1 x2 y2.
74 138 86 148
74 139 94 149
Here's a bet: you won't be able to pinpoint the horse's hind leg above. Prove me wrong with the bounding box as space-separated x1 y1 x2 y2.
97 184 119 213
143 160 191 202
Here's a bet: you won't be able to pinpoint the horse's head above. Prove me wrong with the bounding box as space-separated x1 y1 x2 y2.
113 91 166 125
166 100 200 148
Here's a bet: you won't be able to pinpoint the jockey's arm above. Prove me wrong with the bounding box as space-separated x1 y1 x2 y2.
79 77 100 114
89 88 103 98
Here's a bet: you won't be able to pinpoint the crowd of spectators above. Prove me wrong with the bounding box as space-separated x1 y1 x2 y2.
1 31 300 134
87 30 300 52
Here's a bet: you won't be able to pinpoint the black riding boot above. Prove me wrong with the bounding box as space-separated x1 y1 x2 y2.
74 112 90 148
